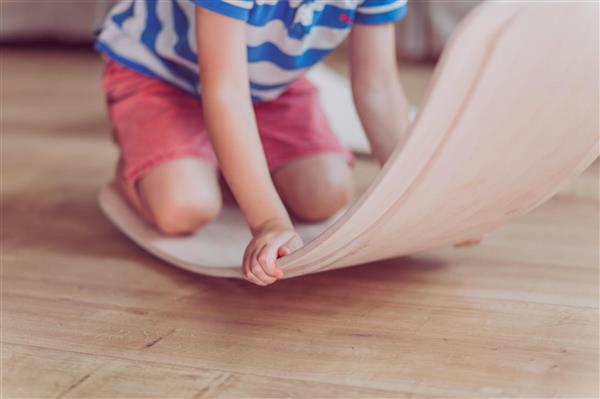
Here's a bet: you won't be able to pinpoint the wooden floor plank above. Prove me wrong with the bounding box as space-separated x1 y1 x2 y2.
3 344 403 398
3 247 598 311
3 285 597 397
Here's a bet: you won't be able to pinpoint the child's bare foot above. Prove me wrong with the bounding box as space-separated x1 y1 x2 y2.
454 236 484 248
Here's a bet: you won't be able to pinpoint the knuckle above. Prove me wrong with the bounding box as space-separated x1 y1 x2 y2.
251 264 262 274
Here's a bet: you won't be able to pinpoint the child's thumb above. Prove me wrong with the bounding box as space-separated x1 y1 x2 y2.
277 246 290 258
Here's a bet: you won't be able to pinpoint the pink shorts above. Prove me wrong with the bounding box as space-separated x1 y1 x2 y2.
103 60 353 186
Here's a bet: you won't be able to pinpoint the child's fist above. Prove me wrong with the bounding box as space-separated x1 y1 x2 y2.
243 221 303 286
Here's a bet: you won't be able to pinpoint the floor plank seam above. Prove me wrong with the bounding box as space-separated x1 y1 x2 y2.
4 290 599 314
192 373 236 399
54 364 103 399
1 342 409 395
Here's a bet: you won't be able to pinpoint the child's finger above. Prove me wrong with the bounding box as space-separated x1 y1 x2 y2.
277 246 290 257
250 248 277 284
250 260 277 285
276 237 302 258
257 243 282 278
283 234 304 253
243 248 266 286
246 271 267 286
243 261 264 286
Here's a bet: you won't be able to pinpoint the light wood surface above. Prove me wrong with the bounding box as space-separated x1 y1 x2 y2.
284 1 599 276
101 2 598 279
2 14 598 399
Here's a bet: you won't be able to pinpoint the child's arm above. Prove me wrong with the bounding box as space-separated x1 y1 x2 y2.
350 23 410 165
196 8 302 286
351 22 484 248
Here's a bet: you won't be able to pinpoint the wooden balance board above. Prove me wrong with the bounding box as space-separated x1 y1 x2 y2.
100 2 599 279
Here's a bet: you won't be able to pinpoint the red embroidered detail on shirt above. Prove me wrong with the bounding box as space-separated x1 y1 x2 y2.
339 14 350 24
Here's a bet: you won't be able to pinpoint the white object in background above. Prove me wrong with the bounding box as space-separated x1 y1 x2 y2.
307 65 372 154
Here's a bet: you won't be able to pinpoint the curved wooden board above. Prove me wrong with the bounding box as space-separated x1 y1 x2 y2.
99 1 599 279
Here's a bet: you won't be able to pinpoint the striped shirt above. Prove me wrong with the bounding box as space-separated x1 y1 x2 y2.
96 0 408 102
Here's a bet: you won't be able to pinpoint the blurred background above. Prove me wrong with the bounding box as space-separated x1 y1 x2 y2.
0 0 479 59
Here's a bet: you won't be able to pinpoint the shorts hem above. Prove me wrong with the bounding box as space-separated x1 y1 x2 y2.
121 149 218 187
268 147 355 173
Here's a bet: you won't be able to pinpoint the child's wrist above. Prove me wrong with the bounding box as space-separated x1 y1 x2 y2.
251 217 293 236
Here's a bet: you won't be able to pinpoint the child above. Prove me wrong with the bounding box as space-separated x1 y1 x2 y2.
96 0 411 286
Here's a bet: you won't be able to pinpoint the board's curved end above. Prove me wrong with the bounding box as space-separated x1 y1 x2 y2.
279 1 599 277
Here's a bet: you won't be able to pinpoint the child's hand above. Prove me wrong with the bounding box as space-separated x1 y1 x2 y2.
243 220 303 286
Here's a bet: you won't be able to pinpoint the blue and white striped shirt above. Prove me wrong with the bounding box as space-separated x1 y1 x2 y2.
96 0 408 102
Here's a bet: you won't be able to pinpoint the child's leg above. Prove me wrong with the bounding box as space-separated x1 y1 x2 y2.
272 153 352 222
255 77 354 222
104 60 221 235
136 158 221 235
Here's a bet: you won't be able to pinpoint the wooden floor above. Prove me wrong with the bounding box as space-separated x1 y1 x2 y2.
2 47 598 398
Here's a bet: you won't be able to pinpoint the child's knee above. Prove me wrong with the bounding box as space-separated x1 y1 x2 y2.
276 155 353 222
152 192 221 236
135 158 222 236
293 180 352 221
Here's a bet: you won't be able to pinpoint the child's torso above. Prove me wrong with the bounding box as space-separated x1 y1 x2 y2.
96 0 399 101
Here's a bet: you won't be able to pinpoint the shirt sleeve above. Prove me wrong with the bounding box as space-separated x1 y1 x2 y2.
190 0 254 21
354 0 408 25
